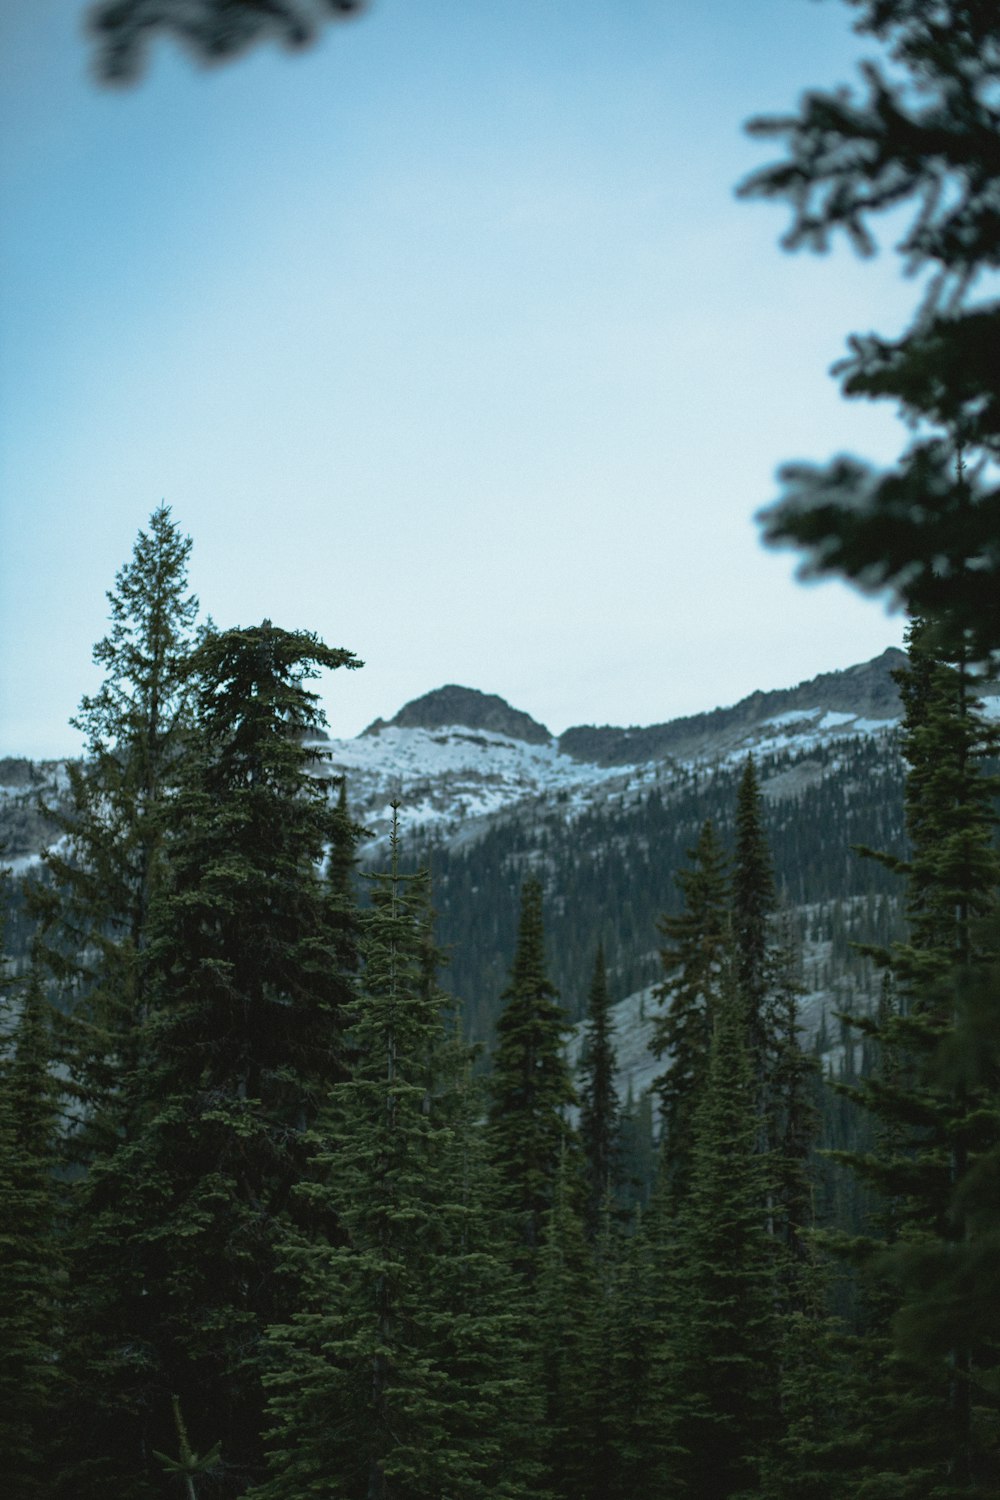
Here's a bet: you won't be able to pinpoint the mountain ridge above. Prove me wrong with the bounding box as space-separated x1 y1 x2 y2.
352 648 907 759
556 647 907 765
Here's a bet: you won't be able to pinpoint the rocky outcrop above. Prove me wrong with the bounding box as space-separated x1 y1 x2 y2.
363 685 551 745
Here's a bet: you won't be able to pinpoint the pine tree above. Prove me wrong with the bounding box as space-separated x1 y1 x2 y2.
57 621 362 1499
770 908 822 1288
616 1085 657 1214
759 1257 857 1500
733 756 777 1077
651 817 729 1207
831 620 1000 1495
488 875 576 1265
0 959 64 1500
33 505 200 1152
254 816 541 1500
535 1146 603 1500
668 961 780 1497
327 778 360 973
603 1195 678 1500
579 943 621 1236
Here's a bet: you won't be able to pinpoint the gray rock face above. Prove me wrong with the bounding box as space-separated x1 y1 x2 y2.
557 648 907 766
363 684 551 745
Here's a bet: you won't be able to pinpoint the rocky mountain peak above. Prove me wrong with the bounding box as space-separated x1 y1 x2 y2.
363 684 552 745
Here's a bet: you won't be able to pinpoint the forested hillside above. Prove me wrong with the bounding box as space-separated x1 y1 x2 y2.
409 731 907 1038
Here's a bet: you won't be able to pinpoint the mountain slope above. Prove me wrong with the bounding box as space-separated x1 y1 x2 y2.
10 649 996 1057
557 647 906 766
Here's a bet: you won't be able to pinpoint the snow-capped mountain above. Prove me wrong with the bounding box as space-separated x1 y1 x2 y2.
6 648 997 1063
0 647 937 869
314 648 916 849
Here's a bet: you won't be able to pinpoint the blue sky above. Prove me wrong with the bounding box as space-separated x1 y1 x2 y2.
2 0 917 756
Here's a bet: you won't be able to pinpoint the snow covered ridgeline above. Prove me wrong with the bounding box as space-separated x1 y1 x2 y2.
12 650 998 863
309 723 628 839
308 700 907 844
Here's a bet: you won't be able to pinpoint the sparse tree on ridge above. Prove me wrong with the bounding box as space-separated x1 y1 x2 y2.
733 756 778 1073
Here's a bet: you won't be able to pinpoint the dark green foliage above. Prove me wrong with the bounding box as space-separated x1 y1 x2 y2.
328 778 361 973
831 622 1000 1494
733 756 777 1065
892 624 1000 979
616 1085 657 1213
0 964 64 1500
255 820 541 1500
33 506 200 1142
759 1260 857 1500
88 0 367 84
770 911 823 1286
742 2 1000 665
651 817 729 1207
152 1395 224 1494
578 944 621 1234
58 621 361 1498
488 876 576 1262
535 1149 603 1500
35 509 206 1496
668 965 780 1497
602 1194 678 1499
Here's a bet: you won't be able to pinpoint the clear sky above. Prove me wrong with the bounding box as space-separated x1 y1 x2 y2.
1 0 916 758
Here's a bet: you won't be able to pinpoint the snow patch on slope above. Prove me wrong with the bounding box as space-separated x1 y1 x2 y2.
567 984 663 1109
308 698 904 850
310 724 627 840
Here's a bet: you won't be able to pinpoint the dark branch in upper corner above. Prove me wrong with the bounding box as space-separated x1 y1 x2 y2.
86 0 370 85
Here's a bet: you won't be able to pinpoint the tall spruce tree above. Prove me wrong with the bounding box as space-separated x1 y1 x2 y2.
579 943 621 1236
34 505 200 1152
651 817 729 1207
488 875 576 1264
535 1145 604 1500
770 908 822 1287
833 619 1000 1495
0 960 63 1500
254 815 541 1500
668 960 780 1497
733 756 777 1068
57 622 361 1499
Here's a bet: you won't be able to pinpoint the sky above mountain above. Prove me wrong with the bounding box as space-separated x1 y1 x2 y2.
1 0 914 757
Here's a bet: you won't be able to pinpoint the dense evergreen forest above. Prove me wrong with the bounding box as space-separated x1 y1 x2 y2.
2 504 998 1498
3 1 1000 1495
410 731 907 1039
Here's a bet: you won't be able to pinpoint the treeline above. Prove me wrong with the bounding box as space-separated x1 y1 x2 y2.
2 509 1000 1498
